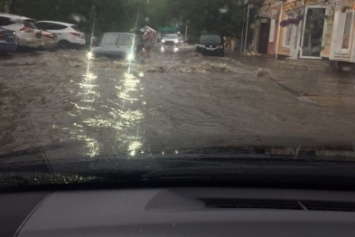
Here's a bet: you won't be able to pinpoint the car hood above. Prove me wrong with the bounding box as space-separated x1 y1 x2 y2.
163 38 178 41
92 45 131 53
200 42 223 46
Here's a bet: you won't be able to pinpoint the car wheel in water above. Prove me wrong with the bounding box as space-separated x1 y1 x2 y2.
58 41 71 49
50 46 59 52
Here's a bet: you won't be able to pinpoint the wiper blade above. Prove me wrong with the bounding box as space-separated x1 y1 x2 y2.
142 159 355 181
0 172 103 189
3 159 355 190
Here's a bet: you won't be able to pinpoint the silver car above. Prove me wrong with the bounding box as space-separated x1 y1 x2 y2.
92 32 139 59
0 26 17 53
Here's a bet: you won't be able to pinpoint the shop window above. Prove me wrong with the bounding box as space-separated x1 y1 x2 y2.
336 10 354 52
341 12 352 49
282 24 292 48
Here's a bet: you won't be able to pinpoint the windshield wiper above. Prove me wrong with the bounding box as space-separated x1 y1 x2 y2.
3 158 355 190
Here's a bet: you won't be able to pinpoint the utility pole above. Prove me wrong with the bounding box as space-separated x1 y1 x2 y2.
185 19 189 40
244 4 251 53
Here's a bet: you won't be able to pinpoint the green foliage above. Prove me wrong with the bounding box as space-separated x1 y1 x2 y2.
0 0 4 12
5 0 245 37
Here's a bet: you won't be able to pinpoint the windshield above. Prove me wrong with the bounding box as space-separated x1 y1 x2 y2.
1 0 355 189
200 35 221 43
117 34 134 45
100 33 119 45
164 34 178 38
100 33 134 46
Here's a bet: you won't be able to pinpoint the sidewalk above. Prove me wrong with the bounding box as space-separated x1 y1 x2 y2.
227 51 330 71
225 51 355 113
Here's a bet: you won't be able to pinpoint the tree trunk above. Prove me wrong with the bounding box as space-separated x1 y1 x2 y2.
5 0 14 13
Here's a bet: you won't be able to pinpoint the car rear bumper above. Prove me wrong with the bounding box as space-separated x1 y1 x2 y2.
14 31 43 48
17 38 43 48
68 37 86 46
41 42 58 50
0 42 18 52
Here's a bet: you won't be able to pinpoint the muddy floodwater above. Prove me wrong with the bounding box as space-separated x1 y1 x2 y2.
1 48 355 159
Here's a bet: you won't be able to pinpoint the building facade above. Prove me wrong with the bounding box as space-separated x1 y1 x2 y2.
276 0 337 59
330 0 355 63
251 0 355 63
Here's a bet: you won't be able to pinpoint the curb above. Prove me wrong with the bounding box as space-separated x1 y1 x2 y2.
227 54 329 71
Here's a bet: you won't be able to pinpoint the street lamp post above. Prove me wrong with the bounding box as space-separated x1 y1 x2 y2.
185 20 189 40
244 4 251 53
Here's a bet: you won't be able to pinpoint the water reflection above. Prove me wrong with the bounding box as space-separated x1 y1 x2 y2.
60 52 145 158
116 72 144 157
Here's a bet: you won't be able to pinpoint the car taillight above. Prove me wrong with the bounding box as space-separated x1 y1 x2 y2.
44 34 55 39
20 27 34 33
70 32 81 38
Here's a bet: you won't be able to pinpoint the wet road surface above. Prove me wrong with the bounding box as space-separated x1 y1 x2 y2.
1 48 355 159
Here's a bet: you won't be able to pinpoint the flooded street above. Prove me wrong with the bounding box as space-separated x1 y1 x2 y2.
1 48 355 159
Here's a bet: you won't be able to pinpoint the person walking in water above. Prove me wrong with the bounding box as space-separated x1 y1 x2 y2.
143 29 154 58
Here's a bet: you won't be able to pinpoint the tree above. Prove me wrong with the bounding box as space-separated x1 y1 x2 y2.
0 0 15 13
4 0 245 38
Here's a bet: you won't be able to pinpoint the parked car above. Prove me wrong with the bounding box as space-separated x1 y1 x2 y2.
161 33 179 52
0 13 43 49
36 20 86 49
91 32 140 60
0 26 17 53
196 34 225 56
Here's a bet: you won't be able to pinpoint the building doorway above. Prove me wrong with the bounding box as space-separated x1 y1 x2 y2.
258 22 271 54
301 7 326 58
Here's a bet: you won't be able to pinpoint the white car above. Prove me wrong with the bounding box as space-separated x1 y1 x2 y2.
36 21 86 49
0 13 44 49
161 33 179 53
161 33 179 45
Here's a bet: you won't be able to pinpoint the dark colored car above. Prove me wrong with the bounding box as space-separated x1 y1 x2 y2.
196 34 224 56
0 26 17 53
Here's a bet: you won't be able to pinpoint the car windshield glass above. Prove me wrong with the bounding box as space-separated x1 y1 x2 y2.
200 35 221 43
100 33 119 45
1 0 355 189
117 34 133 45
164 34 178 38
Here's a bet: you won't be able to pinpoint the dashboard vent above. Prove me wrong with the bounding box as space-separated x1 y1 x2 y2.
202 199 302 210
303 201 355 212
202 199 355 212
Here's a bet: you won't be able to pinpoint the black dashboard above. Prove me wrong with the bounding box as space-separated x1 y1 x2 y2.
2 188 355 236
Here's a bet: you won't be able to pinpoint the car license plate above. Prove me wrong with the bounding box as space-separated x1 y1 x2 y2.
206 48 216 51
6 34 14 39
